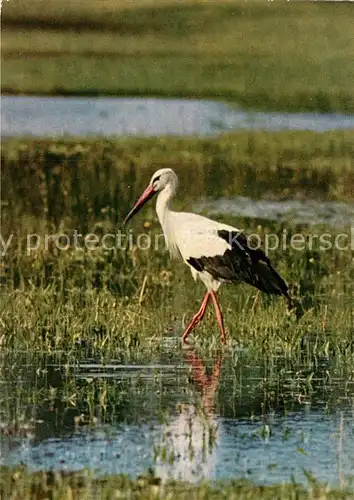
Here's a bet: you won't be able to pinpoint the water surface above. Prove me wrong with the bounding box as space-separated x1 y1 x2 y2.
1 347 353 488
195 197 354 228
2 96 354 137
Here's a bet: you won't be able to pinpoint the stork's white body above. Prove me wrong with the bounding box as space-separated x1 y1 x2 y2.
155 171 238 292
124 168 290 343
162 211 237 291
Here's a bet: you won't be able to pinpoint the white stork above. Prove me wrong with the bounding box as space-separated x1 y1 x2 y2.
124 168 291 343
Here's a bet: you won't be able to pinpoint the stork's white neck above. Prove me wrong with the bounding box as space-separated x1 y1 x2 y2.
156 182 176 226
156 181 178 256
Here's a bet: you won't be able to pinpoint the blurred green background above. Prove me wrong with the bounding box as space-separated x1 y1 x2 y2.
2 0 354 111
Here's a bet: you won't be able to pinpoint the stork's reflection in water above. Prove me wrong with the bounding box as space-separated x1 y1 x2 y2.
155 348 223 482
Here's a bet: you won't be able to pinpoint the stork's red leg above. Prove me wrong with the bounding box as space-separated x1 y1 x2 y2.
182 292 211 343
210 290 226 343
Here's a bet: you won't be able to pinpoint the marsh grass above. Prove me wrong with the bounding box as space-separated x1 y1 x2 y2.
1 132 353 356
2 466 354 500
2 0 354 112
1 237 352 358
3 131 354 234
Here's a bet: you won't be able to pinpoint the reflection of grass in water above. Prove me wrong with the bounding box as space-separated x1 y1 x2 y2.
1 350 353 494
2 0 354 112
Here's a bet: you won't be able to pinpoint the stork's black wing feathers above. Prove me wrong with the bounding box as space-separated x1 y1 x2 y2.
187 230 290 300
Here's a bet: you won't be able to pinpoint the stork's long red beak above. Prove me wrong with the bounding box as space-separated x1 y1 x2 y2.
123 184 156 226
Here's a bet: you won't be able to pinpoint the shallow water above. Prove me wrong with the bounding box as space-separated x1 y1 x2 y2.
1 347 353 488
195 197 354 228
2 96 354 137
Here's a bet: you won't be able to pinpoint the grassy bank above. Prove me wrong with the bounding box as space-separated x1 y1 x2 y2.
1 132 353 355
1 467 353 500
2 0 354 112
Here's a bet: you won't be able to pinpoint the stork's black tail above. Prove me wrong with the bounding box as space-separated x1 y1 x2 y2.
243 256 303 318
188 229 299 314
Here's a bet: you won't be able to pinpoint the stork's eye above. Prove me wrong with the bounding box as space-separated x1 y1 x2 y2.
152 175 161 189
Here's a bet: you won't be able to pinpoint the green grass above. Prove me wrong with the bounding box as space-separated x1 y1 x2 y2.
1 466 353 500
1 132 354 356
2 0 354 111
3 130 354 232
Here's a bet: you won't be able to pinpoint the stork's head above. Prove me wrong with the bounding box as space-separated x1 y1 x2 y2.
123 168 178 225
